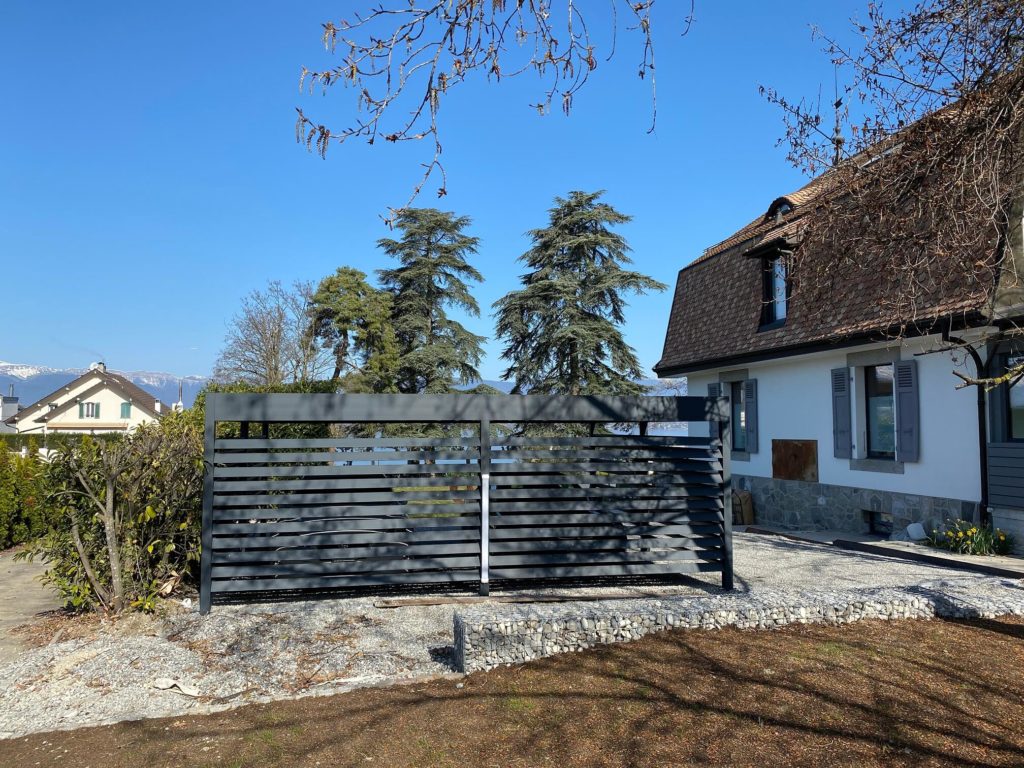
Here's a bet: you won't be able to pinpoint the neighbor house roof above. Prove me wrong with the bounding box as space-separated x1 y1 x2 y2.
654 158 996 376
5 369 168 427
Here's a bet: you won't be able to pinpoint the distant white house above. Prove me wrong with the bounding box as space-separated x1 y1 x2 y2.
5 363 169 435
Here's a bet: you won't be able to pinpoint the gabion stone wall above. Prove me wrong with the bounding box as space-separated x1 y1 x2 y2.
452 583 1024 673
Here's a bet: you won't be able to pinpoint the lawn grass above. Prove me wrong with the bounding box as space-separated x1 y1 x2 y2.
2 616 1023 767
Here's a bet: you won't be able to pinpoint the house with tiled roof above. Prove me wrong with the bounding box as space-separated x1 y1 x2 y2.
5 363 169 436
655 164 1024 549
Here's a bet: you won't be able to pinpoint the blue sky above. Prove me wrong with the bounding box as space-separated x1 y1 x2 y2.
1 2 897 380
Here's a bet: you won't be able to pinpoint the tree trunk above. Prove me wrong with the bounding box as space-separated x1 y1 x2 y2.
569 340 580 396
102 477 125 612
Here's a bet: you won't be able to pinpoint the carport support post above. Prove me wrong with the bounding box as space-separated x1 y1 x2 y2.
719 400 734 591
479 417 491 596
199 398 216 614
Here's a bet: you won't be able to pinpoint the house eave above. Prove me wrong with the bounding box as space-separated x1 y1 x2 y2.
654 311 989 377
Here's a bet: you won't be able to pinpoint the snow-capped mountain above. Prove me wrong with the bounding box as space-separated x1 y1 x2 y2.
0 361 209 408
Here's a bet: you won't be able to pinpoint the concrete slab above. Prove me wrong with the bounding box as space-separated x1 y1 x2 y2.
0 548 60 663
742 524 1024 580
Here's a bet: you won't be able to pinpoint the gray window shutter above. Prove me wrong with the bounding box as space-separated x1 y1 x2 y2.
831 367 852 458
708 383 722 441
895 359 920 462
94 402 101 419
78 402 84 419
743 378 758 453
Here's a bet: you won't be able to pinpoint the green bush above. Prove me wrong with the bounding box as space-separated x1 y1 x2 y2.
194 380 336 440
927 519 1014 556
0 433 119 452
0 442 49 550
18 412 203 612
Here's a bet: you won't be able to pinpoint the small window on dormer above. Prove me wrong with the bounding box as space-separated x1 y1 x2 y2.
766 199 794 222
762 255 788 326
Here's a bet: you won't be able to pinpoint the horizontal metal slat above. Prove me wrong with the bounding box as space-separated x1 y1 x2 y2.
489 485 721 501
490 534 723 553
488 523 724 540
215 449 481 465
214 475 482 493
212 528 481 549
489 561 723 580
212 540 482 564
491 449 717 463
489 498 723 514
497 436 715 448
210 569 480 593
214 462 480 479
212 489 482 507
212 515 482 535
211 501 481 522
212 554 481 578
215 437 481 450
489 548 723 567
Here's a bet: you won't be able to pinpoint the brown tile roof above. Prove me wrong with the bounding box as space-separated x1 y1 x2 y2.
654 169 991 376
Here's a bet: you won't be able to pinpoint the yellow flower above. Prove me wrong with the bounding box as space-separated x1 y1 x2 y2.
1000 534 1006 541
957 531 964 538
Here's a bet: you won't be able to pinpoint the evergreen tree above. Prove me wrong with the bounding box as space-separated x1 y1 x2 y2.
494 190 665 396
308 267 399 392
377 208 486 393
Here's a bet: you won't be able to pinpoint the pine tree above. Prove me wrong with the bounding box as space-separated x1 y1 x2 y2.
494 190 665 396
308 267 399 392
377 208 486 393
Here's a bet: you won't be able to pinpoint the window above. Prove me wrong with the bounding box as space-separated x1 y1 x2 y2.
761 255 788 325
730 381 748 452
1009 354 1024 440
120 402 132 419
864 364 896 459
710 378 758 456
79 402 101 419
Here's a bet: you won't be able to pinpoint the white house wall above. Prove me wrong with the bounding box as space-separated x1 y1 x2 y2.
44 385 159 432
686 338 983 532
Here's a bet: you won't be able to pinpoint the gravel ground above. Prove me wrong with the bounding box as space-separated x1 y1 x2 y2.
1 533 1020 739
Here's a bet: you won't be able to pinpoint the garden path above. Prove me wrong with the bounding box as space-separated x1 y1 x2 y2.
0 548 59 663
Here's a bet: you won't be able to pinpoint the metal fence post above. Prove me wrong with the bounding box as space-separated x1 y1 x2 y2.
479 417 491 597
199 397 216 614
719 398 734 591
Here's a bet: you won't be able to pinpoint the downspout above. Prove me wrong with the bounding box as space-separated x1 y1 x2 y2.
947 333 990 526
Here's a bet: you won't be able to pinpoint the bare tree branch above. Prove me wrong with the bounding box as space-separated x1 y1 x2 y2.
296 1 691 221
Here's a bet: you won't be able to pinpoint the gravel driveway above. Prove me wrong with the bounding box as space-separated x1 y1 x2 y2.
1 532 1020 739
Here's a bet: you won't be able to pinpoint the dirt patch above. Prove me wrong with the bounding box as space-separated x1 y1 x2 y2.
2 616 1023 767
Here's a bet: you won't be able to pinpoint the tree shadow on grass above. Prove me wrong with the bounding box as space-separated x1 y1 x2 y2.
94 616 1024 768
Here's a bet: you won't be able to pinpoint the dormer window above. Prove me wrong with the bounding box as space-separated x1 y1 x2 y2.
765 198 794 223
761 253 789 326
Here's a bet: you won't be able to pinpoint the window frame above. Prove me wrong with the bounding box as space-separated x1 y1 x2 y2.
730 380 748 453
863 363 897 460
82 402 100 419
120 401 132 420
759 253 790 329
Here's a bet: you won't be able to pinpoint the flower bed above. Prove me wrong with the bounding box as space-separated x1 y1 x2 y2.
928 518 1014 556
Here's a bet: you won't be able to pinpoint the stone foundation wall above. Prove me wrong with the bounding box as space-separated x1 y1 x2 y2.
734 474 979 534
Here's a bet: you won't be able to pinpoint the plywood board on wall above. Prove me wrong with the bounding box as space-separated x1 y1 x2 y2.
772 439 819 482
